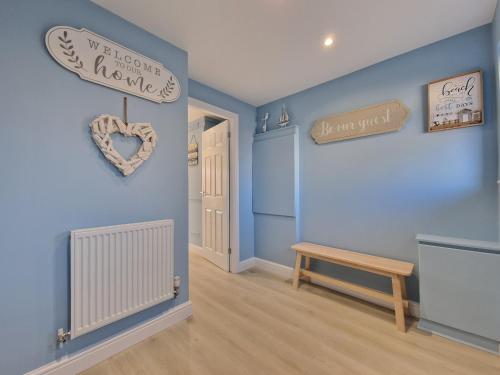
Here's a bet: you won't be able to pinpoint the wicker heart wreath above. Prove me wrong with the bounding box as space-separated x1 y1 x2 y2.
90 114 158 176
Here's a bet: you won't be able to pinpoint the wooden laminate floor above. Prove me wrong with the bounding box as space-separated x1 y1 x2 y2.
82 253 500 375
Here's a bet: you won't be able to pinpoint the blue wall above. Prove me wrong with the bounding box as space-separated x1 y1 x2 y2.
256 25 498 301
188 80 256 261
0 2 497 372
253 127 301 268
494 3 500 103
493 3 500 234
0 1 188 374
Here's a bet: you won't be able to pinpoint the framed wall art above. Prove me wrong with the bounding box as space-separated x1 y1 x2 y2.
428 70 483 132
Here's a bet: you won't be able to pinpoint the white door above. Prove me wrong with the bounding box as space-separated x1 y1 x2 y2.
201 120 230 271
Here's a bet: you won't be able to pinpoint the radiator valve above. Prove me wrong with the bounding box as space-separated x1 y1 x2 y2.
174 275 181 297
56 328 71 344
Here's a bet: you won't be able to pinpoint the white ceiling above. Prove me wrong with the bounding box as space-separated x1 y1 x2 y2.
93 0 497 106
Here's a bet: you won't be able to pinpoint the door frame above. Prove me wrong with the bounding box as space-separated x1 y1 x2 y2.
188 97 240 273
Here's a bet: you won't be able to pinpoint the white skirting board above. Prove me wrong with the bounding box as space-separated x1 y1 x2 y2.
249 257 420 318
236 257 257 273
25 301 192 375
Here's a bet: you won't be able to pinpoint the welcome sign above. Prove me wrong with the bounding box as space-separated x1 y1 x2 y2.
311 100 409 144
45 26 181 103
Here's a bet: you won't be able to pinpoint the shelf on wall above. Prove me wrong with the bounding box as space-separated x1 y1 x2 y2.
254 125 298 140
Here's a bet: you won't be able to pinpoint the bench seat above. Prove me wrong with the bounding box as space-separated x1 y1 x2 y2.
291 242 415 332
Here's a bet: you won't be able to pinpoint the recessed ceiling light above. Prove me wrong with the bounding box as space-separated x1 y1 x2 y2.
324 36 334 47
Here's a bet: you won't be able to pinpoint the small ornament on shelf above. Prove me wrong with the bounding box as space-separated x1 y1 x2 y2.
277 104 289 128
261 112 269 133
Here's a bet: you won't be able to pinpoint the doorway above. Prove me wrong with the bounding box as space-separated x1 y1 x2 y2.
188 98 240 273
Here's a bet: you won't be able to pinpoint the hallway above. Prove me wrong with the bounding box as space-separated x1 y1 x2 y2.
82 253 500 375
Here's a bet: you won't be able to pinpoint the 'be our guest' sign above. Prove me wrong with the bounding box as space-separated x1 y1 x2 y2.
45 26 181 103
311 100 409 144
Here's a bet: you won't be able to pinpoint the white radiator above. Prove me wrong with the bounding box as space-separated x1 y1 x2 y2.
70 220 174 339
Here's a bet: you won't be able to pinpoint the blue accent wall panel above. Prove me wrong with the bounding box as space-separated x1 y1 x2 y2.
254 214 297 266
253 126 298 217
492 3 500 235
257 25 498 301
419 241 500 343
0 1 188 374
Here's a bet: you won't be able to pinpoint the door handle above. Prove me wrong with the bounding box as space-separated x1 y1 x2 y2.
200 191 206 196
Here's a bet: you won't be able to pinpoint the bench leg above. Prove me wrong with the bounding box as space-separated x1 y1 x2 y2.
400 275 408 314
292 253 302 290
304 256 311 282
392 275 406 332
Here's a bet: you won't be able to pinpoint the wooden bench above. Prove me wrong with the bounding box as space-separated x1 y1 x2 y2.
291 242 414 332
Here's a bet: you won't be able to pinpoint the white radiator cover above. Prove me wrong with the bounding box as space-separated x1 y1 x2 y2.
70 220 174 339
